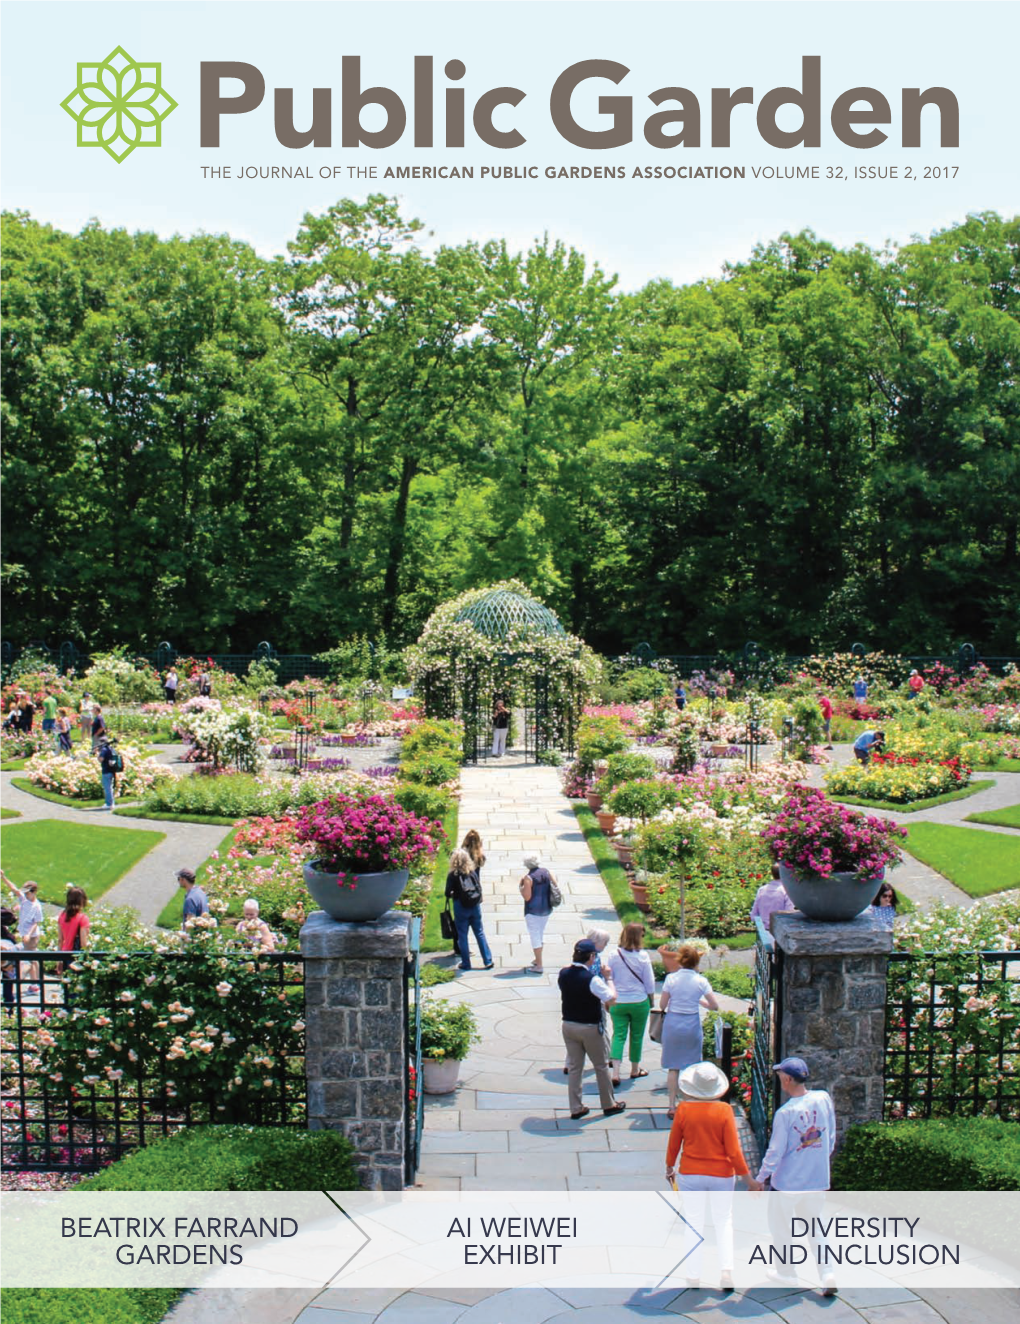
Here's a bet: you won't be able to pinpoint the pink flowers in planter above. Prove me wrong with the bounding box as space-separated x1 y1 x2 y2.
295 792 443 881
763 785 907 881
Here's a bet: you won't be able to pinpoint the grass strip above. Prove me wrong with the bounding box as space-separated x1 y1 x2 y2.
421 806 460 953
903 822 1020 898
974 759 1020 773
829 779 994 814
965 803 1020 831
9 775 107 809
0 758 27 771
1 807 23 818
113 806 236 826
573 800 647 933
0 818 165 905
155 824 244 928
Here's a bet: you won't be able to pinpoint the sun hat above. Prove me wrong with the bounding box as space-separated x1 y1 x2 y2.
678 1062 730 1101
523 854 541 869
773 1056 809 1081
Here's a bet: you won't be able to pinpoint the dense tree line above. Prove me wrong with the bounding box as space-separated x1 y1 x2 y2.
2 203 1017 654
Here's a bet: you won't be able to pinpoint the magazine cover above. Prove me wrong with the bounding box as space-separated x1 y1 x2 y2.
1 2 1018 1322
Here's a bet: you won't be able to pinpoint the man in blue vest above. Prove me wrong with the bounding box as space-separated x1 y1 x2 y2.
559 939 627 1121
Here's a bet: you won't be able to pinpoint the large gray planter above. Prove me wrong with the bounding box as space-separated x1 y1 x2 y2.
779 862 882 922
303 862 409 922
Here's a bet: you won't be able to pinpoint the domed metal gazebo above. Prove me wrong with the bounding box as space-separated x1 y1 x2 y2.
452 587 567 643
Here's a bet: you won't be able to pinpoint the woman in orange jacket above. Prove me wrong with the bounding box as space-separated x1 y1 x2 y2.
665 1061 761 1291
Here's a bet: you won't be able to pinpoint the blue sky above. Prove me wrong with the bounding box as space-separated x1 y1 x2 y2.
2 0 1015 288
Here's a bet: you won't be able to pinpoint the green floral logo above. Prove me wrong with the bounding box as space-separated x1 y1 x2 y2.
61 45 177 164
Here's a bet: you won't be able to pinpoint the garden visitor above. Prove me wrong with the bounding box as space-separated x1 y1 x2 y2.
491 698 510 758
461 829 486 874
164 667 179 703
18 692 35 733
2 695 20 732
1 871 41 992
58 886 90 955
908 669 925 699
238 899 276 952
665 1061 762 1291
564 928 612 1072
852 675 868 706
445 847 494 972
78 692 94 744
756 1056 837 1296
818 693 832 748
1 908 18 1011
520 853 556 974
41 688 58 745
198 669 212 697
57 707 74 753
750 864 792 931
675 682 687 711
852 729 885 765
607 922 655 1085
660 944 720 1118
177 868 208 930
558 938 625 1120
97 737 119 810
91 704 108 751
870 881 898 931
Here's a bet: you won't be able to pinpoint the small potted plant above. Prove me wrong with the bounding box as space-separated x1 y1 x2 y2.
420 995 481 1094
296 791 443 923
657 937 685 973
762 785 906 921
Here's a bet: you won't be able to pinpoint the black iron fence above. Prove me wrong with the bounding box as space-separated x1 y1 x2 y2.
1 949 306 1173
885 949 1020 1122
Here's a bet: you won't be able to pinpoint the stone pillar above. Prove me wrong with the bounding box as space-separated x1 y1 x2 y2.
300 909 411 1191
771 912 892 1148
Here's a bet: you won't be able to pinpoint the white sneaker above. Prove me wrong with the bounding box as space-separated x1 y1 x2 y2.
821 1275 838 1297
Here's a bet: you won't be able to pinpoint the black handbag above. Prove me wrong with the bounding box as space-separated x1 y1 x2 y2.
440 903 457 942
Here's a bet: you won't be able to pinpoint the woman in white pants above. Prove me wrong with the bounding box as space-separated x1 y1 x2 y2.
665 1062 761 1291
519 854 555 973
491 699 510 757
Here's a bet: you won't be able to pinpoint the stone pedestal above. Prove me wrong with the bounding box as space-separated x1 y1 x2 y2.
771 912 892 1147
300 908 411 1190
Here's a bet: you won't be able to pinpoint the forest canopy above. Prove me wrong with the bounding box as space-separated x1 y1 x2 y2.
2 203 1017 655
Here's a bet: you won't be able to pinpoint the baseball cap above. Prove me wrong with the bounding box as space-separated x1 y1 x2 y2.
574 939 598 957
773 1057 809 1081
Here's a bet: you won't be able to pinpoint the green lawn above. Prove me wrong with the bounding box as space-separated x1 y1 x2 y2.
966 803 1020 831
0 819 165 905
974 759 1020 773
10 775 107 809
154 823 242 928
0 807 22 819
420 806 460 952
903 823 1020 898
830 779 994 814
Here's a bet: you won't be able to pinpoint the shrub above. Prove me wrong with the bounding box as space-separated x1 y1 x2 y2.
419 995 480 1061
707 963 754 999
26 743 172 800
81 1124 360 1191
400 718 463 762
420 962 457 987
764 786 907 879
2 1289 182 1324
576 714 630 774
607 778 680 822
392 781 454 820
82 651 164 705
597 751 659 793
294 791 443 875
141 772 293 818
832 1117 1020 1192
399 753 460 786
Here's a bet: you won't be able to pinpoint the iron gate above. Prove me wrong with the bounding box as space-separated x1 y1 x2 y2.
749 920 782 1152
404 918 424 1184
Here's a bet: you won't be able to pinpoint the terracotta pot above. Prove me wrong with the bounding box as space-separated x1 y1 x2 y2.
595 810 618 835
586 790 603 812
422 1058 462 1095
709 743 729 758
303 862 409 922
657 945 682 972
630 881 650 912
778 862 883 922
613 841 635 867
341 735 357 747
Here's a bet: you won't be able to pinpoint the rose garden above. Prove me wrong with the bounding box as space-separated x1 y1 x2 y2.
1 585 1019 1324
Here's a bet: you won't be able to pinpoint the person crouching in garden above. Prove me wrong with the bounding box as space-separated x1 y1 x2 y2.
445 848 494 972
607 922 655 1086
660 944 720 1118
852 729 884 765
558 938 626 1120
666 1061 761 1290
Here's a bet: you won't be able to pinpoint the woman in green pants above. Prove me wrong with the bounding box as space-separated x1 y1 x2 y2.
607 922 655 1086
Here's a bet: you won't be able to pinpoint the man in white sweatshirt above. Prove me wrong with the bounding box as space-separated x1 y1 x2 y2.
756 1056 838 1297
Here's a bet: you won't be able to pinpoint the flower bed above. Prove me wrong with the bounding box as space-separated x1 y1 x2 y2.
25 744 171 800
826 756 970 804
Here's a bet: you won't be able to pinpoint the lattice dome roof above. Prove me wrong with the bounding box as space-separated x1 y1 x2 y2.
453 588 566 642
